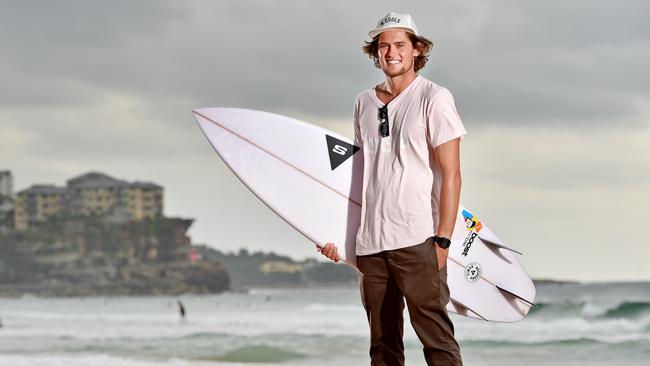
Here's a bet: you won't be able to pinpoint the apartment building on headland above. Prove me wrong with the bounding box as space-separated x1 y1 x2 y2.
0 170 12 199
14 172 163 230
0 171 14 230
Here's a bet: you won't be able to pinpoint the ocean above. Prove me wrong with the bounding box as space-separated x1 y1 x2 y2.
0 282 648 365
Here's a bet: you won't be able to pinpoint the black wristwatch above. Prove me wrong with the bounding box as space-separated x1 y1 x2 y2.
433 235 451 249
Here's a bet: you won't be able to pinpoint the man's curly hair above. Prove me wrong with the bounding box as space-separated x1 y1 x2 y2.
362 32 433 72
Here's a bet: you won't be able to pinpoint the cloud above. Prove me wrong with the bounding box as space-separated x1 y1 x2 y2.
2 0 649 125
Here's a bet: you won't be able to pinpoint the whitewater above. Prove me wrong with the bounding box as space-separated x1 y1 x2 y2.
0 282 648 365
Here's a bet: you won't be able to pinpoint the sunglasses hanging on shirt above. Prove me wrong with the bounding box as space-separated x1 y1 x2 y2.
378 105 389 138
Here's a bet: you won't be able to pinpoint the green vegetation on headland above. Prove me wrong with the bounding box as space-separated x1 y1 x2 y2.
0 214 229 297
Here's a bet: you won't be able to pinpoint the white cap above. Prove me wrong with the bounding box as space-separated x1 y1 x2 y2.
368 11 419 39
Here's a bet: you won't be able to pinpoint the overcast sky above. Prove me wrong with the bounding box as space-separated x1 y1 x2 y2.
1 0 648 282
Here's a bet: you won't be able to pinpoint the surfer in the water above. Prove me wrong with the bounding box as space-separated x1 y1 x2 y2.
177 300 186 321
317 11 465 366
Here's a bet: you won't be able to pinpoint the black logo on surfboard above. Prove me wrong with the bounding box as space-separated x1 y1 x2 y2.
326 135 360 171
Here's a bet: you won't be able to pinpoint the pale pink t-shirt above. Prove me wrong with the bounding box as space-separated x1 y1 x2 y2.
354 75 467 256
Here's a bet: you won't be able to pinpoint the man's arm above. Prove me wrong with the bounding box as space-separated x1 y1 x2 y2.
433 137 462 269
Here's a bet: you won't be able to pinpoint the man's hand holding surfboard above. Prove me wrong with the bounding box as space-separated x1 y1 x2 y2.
316 243 340 263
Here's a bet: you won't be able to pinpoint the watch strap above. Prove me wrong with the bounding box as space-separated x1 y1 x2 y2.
433 235 451 249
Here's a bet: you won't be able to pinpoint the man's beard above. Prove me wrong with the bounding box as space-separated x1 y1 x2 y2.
382 59 413 77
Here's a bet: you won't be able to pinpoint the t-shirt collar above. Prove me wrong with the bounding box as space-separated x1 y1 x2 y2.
371 74 422 108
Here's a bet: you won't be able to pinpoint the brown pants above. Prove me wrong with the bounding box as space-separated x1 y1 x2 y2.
356 237 463 366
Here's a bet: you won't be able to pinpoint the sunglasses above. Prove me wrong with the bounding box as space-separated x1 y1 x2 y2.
378 105 389 137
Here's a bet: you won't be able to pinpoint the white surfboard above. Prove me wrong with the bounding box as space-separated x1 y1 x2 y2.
193 107 536 322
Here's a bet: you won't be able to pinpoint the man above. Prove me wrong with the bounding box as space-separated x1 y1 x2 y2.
318 11 465 366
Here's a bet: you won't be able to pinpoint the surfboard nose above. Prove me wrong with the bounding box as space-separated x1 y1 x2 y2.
192 108 208 125
193 108 236 133
192 110 213 136
193 108 257 130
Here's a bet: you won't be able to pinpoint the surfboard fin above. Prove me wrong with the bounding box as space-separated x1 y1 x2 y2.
480 237 523 255
496 285 535 307
450 298 488 321
460 207 523 255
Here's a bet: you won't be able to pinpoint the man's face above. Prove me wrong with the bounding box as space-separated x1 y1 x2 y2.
376 29 420 78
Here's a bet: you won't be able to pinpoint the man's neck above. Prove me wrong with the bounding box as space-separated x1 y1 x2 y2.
382 71 418 96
